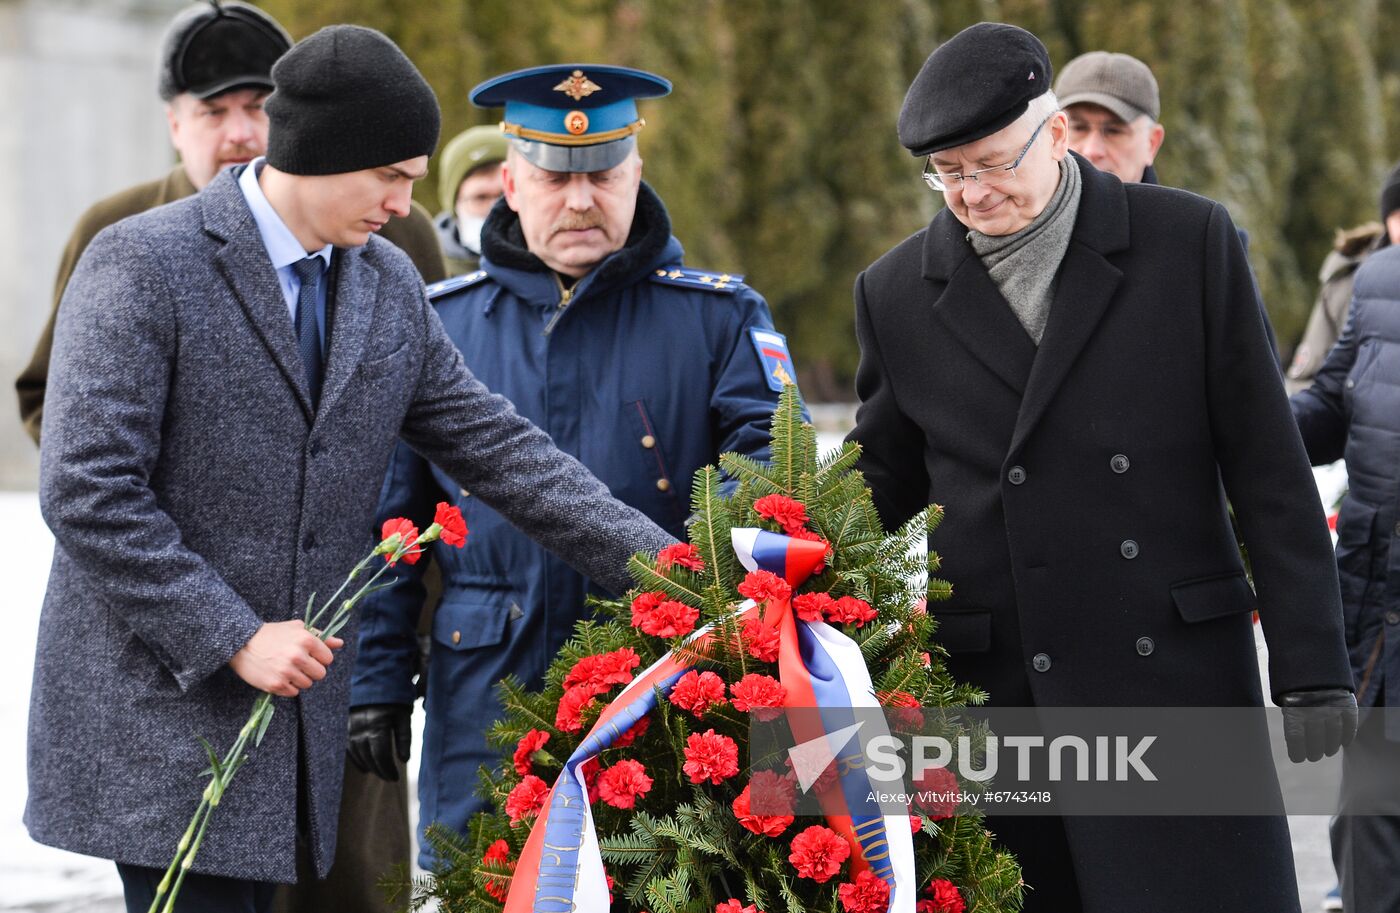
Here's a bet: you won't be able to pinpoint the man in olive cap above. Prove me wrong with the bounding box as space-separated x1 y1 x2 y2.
847 20 1355 912
1055 50 1165 184
434 125 509 274
14 1 446 447
27 25 671 913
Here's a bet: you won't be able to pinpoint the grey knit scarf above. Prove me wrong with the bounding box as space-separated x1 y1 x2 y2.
967 156 1082 344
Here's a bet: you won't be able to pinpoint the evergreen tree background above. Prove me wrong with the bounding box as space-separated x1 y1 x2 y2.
256 0 1400 400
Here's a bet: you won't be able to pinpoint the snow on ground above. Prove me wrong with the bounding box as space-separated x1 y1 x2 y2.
0 460 1343 909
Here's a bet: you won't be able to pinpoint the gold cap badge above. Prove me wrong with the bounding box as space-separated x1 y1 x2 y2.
553 70 602 101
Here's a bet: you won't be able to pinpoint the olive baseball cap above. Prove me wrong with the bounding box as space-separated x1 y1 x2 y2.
1055 51 1160 123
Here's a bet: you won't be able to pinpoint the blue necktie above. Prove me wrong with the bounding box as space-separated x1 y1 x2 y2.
292 257 324 408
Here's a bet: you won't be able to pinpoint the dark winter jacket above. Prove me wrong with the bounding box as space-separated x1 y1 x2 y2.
1293 241 1400 723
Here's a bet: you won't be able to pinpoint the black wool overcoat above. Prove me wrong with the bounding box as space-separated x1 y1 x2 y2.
848 155 1351 912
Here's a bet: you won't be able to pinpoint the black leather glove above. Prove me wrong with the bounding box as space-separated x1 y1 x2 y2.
347 704 412 782
1278 688 1358 763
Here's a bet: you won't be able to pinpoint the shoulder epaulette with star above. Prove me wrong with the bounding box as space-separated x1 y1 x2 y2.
426 270 490 301
649 266 745 294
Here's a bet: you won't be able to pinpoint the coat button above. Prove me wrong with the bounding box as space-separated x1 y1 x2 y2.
1111 454 1130 474
1008 466 1027 485
641 434 656 449
452 630 462 645
309 438 322 457
1393 522 1400 537
1120 539 1139 559
1032 653 1052 672
1345 378 1356 390
656 478 671 492
1387 611 1400 626
302 533 316 551
1136 636 1155 656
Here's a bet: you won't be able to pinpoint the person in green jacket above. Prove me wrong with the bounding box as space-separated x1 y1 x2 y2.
433 125 508 275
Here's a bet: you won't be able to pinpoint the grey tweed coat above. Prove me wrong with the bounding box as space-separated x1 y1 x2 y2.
27 168 673 883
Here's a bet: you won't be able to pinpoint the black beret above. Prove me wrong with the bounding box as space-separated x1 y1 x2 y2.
157 2 290 102
898 22 1052 157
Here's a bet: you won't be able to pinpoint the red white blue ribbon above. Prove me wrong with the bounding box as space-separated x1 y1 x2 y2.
504 529 914 913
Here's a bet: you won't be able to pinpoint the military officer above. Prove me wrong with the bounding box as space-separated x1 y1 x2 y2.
348 64 798 866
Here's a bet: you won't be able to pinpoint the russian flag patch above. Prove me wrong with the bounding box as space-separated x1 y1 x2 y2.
750 328 797 393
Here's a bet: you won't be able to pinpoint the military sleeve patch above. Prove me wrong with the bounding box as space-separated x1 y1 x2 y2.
750 328 797 393
650 266 745 294
426 270 489 301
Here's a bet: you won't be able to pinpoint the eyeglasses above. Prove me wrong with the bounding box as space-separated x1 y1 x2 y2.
1067 117 1139 145
922 114 1051 191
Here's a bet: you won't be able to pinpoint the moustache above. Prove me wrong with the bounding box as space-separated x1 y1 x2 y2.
219 143 262 163
550 211 606 235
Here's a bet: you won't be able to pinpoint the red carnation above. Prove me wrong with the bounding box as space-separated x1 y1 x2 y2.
513 729 550 776
613 715 651 748
910 813 923 834
716 901 763 913
669 670 727 717
380 517 421 566
788 825 850 882
738 570 792 605
657 542 705 572
555 686 597 733
914 765 959 820
838 870 891 913
598 759 653 810
563 648 641 695
482 838 513 902
920 879 966 913
792 592 834 623
732 783 795 837
631 594 700 638
683 729 740 785
741 618 781 662
730 674 786 717
504 775 549 823
748 769 798 815
754 494 810 534
432 501 468 548
827 595 878 627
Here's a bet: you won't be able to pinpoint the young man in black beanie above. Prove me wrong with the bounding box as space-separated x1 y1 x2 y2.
27 24 673 913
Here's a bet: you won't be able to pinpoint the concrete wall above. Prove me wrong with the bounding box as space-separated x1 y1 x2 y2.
0 0 184 489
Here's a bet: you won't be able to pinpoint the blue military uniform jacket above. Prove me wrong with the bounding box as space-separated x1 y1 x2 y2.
351 183 793 861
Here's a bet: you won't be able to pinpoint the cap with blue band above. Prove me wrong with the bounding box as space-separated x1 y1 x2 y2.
469 64 672 173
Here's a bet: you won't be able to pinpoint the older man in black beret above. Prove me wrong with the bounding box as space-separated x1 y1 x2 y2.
848 21 1355 913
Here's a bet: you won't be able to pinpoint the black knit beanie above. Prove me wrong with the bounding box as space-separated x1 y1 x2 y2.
1380 161 1400 224
265 25 440 175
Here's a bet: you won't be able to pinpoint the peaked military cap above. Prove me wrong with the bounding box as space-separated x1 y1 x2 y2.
898 22 1052 157
158 1 291 102
469 64 672 173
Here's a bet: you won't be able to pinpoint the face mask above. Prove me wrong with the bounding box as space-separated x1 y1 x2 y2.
457 213 487 254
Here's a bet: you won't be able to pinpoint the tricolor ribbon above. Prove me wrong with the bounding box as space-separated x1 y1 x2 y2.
503 529 915 913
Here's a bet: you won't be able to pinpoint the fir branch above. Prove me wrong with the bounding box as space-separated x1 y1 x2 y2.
628 555 706 605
